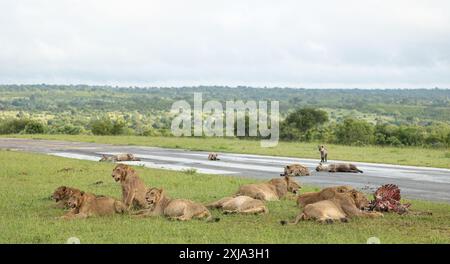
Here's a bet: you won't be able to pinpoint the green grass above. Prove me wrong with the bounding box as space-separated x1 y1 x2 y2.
3 134 450 169
1 150 449 243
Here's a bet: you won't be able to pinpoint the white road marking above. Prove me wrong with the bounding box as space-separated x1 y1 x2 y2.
48 152 101 161
99 152 285 174
47 152 237 175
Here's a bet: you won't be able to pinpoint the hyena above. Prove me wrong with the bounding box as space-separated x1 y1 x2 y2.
318 145 328 163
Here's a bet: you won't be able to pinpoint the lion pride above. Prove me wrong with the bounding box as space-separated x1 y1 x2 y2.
59 191 127 219
134 188 219 222
206 196 268 215
236 176 301 201
111 164 148 209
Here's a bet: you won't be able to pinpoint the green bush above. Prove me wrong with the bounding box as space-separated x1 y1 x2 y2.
0 119 30 134
90 117 125 135
334 118 374 145
23 121 45 134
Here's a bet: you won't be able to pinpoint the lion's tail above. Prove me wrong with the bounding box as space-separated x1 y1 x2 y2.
280 213 306 226
205 211 220 223
357 169 363 173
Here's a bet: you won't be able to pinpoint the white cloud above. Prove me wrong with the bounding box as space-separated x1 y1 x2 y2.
0 0 449 88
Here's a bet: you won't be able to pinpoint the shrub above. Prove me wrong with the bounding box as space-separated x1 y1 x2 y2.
23 121 45 134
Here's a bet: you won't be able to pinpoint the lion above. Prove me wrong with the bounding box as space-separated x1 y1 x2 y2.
282 189 383 224
52 186 82 209
280 164 310 176
235 176 301 201
316 162 363 173
206 195 268 215
100 154 141 162
133 188 219 222
208 153 220 160
59 191 127 219
296 185 355 207
111 164 148 209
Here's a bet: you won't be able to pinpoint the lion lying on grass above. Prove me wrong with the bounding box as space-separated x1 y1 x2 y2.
206 195 268 215
59 191 127 219
280 164 310 176
296 185 355 207
100 154 141 162
316 162 363 173
133 188 219 222
282 188 383 224
236 176 301 201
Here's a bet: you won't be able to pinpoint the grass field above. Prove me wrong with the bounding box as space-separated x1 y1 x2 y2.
1 150 449 243
3 134 450 169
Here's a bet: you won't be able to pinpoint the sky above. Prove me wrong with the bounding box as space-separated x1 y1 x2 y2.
0 0 449 88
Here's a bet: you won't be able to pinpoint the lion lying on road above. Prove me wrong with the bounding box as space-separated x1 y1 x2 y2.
59 191 127 219
134 188 219 222
111 164 148 210
206 195 268 215
236 176 301 201
316 163 363 173
208 153 220 160
296 185 355 207
100 154 141 162
280 164 310 176
282 188 382 224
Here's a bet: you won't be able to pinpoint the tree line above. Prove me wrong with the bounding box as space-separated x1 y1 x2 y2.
1 108 449 148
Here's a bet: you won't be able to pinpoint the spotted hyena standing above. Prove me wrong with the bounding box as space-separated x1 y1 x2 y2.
318 145 328 163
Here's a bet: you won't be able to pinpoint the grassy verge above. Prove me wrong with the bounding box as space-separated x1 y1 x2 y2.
1 150 449 243
3 134 450 169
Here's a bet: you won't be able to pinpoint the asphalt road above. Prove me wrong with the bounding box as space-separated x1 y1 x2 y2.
1 138 450 203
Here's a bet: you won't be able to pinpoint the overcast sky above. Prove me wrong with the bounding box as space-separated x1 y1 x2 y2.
0 0 449 88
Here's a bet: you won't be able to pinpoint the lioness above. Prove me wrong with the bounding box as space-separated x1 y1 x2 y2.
282 189 383 224
60 191 127 219
316 162 363 173
208 153 220 161
206 196 268 215
111 164 148 209
100 154 141 162
52 186 82 209
280 164 310 176
235 176 301 201
134 188 219 222
296 185 356 207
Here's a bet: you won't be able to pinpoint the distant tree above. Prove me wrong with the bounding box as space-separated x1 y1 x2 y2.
284 108 328 132
90 117 125 135
334 118 374 145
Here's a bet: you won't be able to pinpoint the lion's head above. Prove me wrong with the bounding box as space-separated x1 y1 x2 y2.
349 190 370 209
111 164 134 182
145 188 163 207
52 186 78 202
67 191 85 209
315 163 327 171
